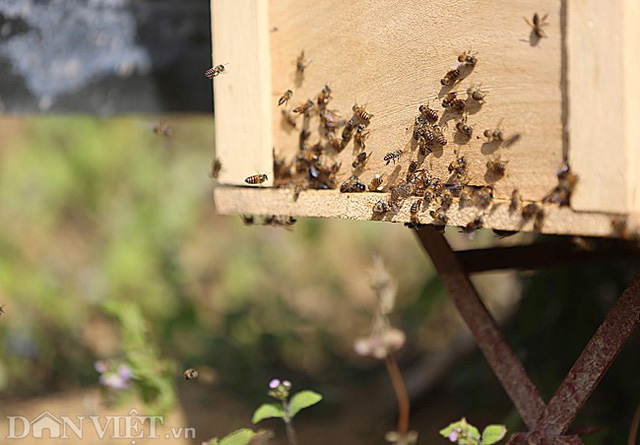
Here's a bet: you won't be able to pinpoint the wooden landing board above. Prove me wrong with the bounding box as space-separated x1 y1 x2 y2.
269 0 563 203
214 187 623 238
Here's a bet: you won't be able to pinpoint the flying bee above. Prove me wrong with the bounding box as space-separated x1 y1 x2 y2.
457 49 477 66
278 89 293 106
265 215 297 230
373 200 390 214
525 13 549 38
430 207 449 225
383 149 403 165
317 84 332 106
353 103 373 121
354 123 371 149
0 304 4 315
183 368 199 380
509 189 522 213
342 118 357 143
419 104 439 122
320 108 340 133
241 215 255 226
456 115 473 137
463 216 484 233
245 173 269 185
208 158 222 179
205 64 227 79
296 50 311 73
352 151 372 169
522 203 539 221
534 208 546 231
467 84 488 102
281 109 297 128
369 174 384 191
487 158 508 177
475 186 494 208
292 100 314 115
441 68 461 86
152 122 172 137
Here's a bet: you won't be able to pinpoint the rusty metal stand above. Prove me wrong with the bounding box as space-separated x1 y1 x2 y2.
414 227 640 445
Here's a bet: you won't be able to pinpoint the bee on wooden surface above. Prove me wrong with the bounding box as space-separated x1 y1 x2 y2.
373 199 390 214
281 109 297 128
384 149 403 165
430 207 449 225
459 187 473 208
328 135 343 151
317 84 332 106
442 92 458 108
424 190 434 205
440 190 453 210
442 92 466 112
340 176 366 193
410 200 421 223
419 104 439 122
408 161 420 174
448 156 468 176
457 49 477 66
152 122 172 137
278 89 293 107
241 215 255 226
534 208 546 231
205 64 227 79
296 50 311 74
463 216 484 234
456 115 473 137
320 108 340 133
353 103 373 121
432 124 447 146
354 123 371 149
369 174 384 191
352 151 372 169
183 368 199 380
292 100 314 115
522 203 539 221
441 68 461 86
543 163 578 206
509 189 522 213
467 84 488 102
208 158 222 179
484 127 505 143
525 13 549 38
486 158 508 178
342 118 357 143
245 173 269 185
475 186 494 209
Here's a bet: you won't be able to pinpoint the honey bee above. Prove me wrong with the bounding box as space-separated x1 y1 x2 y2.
543 163 578 206
456 116 473 137
208 158 222 179
484 127 504 143
317 84 332 106
241 215 255 226
264 215 297 229
534 208 546 231
320 108 340 133
463 216 484 233
419 104 439 122
440 191 453 210
0 304 4 315
522 203 539 221
183 368 199 380
205 64 227 79
432 124 447 145
424 190 434 205
467 84 488 102
448 156 467 176
354 124 371 149
296 50 311 73
342 118 357 143
509 189 522 213
487 158 508 177
441 68 461 86
152 122 172 137
245 173 269 185
278 89 293 106
353 103 373 121
328 136 343 151
441 92 458 108
525 13 549 38
369 174 384 191
383 149 403 165
292 100 314 115
410 200 421 223
281 109 297 128
476 186 494 209
352 151 372 169
457 49 477 66
442 92 466 112
340 176 366 193
408 161 420 173
459 187 473 208
430 207 449 225
373 200 390 214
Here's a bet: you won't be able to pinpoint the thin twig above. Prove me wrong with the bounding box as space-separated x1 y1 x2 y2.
628 400 640 445
385 354 410 435
282 399 300 445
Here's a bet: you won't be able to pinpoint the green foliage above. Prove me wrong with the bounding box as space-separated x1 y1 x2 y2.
206 428 257 445
480 425 507 445
288 390 323 417
252 403 285 423
440 418 505 444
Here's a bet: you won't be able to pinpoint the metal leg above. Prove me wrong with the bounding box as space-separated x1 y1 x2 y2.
415 226 640 444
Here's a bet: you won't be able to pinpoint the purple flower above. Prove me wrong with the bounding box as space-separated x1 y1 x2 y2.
448 431 458 442
269 379 281 389
97 362 132 390
94 360 107 373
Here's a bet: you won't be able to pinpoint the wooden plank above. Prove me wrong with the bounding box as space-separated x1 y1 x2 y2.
567 0 640 214
269 0 563 203
213 187 626 238
211 0 273 186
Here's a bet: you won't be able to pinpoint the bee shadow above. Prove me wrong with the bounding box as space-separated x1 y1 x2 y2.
385 164 403 187
465 99 484 115
480 140 501 155
454 131 472 145
484 169 505 184
294 71 305 88
529 30 542 47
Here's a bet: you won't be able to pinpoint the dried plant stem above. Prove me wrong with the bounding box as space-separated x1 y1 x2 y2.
282 400 300 445
628 400 640 445
385 354 410 435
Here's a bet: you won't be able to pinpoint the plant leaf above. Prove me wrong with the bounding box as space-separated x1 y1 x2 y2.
252 403 285 424
219 428 257 445
288 390 323 417
481 425 507 445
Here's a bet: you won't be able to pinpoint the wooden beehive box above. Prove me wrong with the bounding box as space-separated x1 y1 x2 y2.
211 0 640 238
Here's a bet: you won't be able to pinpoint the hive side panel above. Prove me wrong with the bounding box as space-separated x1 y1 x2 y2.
269 0 562 203
623 0 640 214
212 0 273 186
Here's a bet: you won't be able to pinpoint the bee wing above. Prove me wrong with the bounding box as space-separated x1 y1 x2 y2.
524 16 534 29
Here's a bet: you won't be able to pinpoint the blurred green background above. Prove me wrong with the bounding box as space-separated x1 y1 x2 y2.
0 116 638 444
